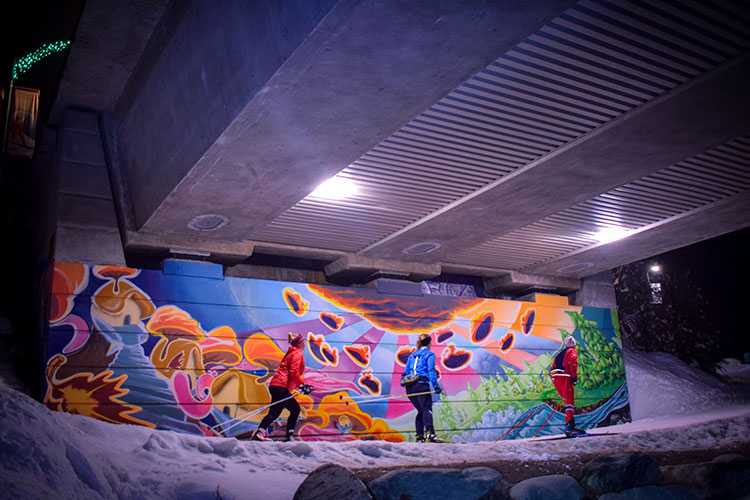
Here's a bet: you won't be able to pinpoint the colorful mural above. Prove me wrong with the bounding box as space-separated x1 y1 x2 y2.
44 260 630 442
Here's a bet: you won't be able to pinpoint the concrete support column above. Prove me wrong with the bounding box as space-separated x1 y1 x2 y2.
54 109 125 265
571 270 617 309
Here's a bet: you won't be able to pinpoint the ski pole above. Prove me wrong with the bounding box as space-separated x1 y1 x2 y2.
339 390 436 405
533 396 562 438
211 390 301 435
495 404 544 442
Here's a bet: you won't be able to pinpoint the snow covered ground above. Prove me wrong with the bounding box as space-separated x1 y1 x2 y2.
1 349 749 500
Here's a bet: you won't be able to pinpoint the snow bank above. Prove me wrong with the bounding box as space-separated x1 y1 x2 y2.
623 348 750 420
1 350 749 500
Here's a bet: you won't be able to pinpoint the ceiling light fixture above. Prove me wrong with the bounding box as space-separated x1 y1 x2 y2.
187 214 229 232
593 226 630 244
402 242 442 255
310 177 358 200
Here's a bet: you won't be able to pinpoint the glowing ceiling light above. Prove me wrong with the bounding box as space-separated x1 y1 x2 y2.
650 265 661 273
310 177 357 200
594 226 630 244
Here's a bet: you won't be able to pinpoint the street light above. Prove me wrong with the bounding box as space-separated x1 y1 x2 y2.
647 264 662 304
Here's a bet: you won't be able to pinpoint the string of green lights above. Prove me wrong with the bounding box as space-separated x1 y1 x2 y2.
12 41 71 80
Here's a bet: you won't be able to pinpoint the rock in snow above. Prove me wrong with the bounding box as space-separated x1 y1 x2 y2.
580 453 662 494
509 474 585 500
368 466 509 500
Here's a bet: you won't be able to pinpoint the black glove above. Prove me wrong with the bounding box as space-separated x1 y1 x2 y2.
572 377 578 386
299 384 313 395
434 386 443 394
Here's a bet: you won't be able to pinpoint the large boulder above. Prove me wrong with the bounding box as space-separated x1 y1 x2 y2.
660 453 750 500
597 485 697 500
367 466 509 500
581 453 662 494
509 474 585 500
293 463 372 500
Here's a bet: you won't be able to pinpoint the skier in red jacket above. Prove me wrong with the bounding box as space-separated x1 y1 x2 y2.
549 335 584 436
252 332 312 441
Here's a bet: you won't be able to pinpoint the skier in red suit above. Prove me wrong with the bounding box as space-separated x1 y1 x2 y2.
549 336 584 436
251 332 311 441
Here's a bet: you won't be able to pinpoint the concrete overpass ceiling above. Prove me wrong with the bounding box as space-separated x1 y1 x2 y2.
249 0 750 279
452 135 750 271
50 0 750 291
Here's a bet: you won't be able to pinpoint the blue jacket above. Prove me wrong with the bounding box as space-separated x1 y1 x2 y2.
402 347 441 390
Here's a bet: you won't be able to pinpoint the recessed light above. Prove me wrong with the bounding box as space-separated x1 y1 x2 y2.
310 177 358 200
402 242 442 255
187 214 229 232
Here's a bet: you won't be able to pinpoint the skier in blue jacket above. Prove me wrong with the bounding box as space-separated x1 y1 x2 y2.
401 333 442 442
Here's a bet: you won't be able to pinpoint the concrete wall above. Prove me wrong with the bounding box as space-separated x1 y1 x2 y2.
44 259 629 441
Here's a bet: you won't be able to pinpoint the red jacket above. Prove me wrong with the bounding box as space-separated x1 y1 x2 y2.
270 346 305 392
550 347 578 379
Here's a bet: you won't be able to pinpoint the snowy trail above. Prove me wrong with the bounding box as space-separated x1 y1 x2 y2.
1 350 749 500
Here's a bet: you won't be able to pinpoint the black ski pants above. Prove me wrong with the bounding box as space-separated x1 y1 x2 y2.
258 386 300 436
406 381 434 437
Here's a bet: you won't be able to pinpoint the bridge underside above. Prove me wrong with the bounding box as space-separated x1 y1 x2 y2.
47 0 750 300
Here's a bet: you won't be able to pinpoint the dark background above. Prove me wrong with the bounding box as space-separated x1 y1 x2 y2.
614 227 750 371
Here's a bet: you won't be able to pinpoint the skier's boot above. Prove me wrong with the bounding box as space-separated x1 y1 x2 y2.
425 432 444 443
251 428 270 441
283 432 295 442
565 419 585 437
415 434 426 443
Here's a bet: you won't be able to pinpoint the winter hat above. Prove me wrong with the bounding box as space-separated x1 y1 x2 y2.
564 336 577 348
288 332 305 347
417 333 432 348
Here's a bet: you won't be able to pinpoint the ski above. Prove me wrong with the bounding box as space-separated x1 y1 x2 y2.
236 434 295 442
533 432 620 441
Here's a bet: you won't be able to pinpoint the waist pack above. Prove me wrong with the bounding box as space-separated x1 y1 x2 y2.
401 374 420 387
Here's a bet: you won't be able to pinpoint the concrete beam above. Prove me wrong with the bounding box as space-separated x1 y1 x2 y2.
484 271 580 297
54 110 126 266
124 231 254 266
116 0 577 237
325 254 441 283
49 0 170 125
360 54 750 264
116 0 340 231
225 264 327 285
570 271 616 309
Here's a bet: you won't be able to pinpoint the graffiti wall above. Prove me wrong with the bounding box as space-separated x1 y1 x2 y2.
45 260 630 442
